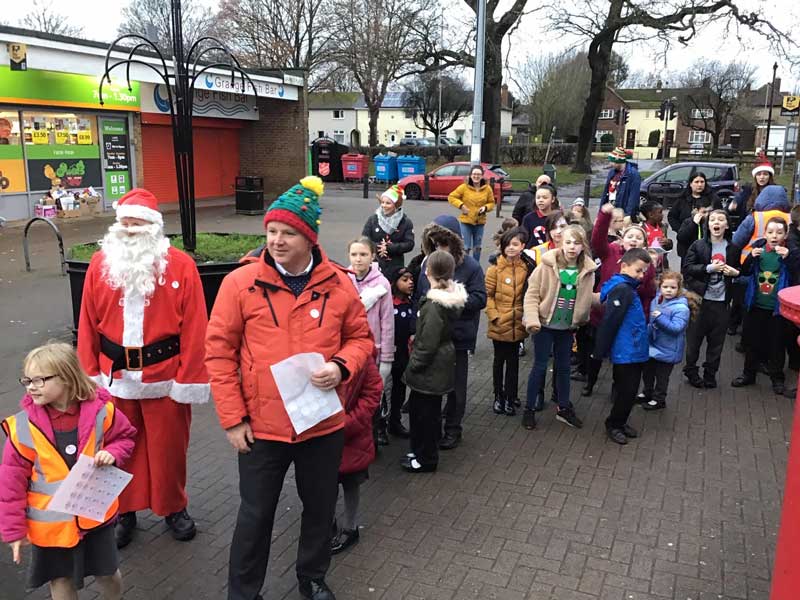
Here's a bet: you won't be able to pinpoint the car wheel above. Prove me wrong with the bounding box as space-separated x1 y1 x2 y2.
405 183 422 200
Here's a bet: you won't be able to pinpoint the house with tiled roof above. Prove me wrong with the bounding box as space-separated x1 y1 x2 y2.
308 88 513 147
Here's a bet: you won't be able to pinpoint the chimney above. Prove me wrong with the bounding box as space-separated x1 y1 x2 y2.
501 84 509 109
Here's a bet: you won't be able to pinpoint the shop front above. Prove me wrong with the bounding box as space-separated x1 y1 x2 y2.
0 65 139 220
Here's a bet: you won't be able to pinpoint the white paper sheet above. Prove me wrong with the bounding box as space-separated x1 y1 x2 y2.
269 352 343 434
47 454 133 521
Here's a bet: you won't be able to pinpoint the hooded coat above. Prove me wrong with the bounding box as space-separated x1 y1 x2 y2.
485 254 529 342
404 282 468 395
416 215 487 352
594 273 649 365
0 387 136 544
347 263 395 364
732 185 791 252
648 295 691 364
339 358 382 475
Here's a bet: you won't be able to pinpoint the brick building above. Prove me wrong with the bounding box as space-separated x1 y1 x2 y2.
0 26 307 221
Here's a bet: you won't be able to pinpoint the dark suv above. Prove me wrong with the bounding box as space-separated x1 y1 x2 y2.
640 162 740 209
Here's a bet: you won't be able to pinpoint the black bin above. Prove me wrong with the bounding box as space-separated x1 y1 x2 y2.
310 137 348 182
235 176 265 215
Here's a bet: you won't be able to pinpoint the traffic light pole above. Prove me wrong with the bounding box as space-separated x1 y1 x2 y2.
661 102 670 160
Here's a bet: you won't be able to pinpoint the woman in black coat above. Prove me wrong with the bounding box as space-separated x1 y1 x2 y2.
667 171 721 258
362 184 415 274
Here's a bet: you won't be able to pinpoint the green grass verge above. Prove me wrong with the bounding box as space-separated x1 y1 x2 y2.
69 233 265 264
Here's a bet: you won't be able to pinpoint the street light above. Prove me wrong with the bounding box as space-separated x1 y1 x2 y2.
765 62 778 154
98 0 258 252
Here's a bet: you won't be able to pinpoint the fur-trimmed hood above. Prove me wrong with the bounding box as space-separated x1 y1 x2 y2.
421 216 465 265
426 281 468 309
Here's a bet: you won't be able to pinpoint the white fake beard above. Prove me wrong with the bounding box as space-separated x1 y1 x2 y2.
100 222 170 298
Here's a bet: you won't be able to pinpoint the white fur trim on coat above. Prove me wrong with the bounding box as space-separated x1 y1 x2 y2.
115 203 164 226
170 382 211 404
426 281 468 309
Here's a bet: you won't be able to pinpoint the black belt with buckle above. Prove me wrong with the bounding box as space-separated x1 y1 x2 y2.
100 334 180 382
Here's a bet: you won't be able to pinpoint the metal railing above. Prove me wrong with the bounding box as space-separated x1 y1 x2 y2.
23 217 66 275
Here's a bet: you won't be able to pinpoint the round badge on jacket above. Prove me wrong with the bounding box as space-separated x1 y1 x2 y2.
310 308 320 318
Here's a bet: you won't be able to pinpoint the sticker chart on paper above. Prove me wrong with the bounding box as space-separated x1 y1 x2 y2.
270 352 343 434
47 454 133 521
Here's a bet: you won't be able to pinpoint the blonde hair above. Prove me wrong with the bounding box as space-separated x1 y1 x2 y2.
347 236 376 256
621 224 648 247
426 250 455 289
555 224 592 268
658 271 701 321
23 342 96 402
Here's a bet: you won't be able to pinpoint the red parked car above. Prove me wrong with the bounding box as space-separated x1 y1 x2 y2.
398 161 512 201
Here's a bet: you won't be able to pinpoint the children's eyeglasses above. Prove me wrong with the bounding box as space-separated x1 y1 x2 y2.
19 375 58 388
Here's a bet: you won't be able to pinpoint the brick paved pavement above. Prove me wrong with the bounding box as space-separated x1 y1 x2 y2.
0 190 791 599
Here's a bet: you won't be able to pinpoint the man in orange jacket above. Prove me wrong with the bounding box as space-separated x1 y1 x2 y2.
206 177 373 600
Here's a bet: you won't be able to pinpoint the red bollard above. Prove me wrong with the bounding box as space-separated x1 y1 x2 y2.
772 286 800 599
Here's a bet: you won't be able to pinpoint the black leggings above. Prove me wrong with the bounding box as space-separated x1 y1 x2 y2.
492 340 521 401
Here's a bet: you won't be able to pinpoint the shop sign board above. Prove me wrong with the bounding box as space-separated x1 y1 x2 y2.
140 83 259 120
101 119 130 200
0 65 140 111
782 96 800 118
26 144 102 191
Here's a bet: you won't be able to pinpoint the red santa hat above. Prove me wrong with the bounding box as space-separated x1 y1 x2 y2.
113 188 163 227
752 159 774 178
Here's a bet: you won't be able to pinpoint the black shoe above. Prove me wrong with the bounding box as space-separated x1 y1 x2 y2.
376 429 389 446
555 408 583 429
784 386 797 399
165 508 196 541
636 392 651 404
641 399 666 411
606 428 628 445
581 384 594 397
512 397 521 407
773 381 786 396
493 396 505 415
399 452 415 468
115 511 136 549
622 424 639 438
388 422 410 438
402 457 437 473
298 577 336 600
331 528 359 555
735 341 744 354
522 408 536 430
732 374 756 387
570 370 588 382
684 372 704 388
504 401 517 416
703 378 717 389
439 433 461 450
727 325 738 336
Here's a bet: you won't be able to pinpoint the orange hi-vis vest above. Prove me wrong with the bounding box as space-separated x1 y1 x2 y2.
741 210 789 262
1 401 118 548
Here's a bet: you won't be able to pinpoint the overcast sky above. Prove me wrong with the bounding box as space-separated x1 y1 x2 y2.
4 0 799 92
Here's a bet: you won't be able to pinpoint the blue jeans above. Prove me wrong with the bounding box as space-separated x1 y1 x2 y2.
525 327 573 411
459 222 484 261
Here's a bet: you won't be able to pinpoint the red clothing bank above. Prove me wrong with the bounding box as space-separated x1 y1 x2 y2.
0 25 307 221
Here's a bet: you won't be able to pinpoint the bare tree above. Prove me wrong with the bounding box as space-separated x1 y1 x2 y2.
117 0 219 56
675 59 756 151
21 0 84 36
414 0 539 163
514 50 629 141
550 0 797 173
218 0 330 80
326 0 437 147
405 74 471 154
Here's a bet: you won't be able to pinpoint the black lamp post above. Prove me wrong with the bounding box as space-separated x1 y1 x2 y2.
97 0 257 252
765 62 778 154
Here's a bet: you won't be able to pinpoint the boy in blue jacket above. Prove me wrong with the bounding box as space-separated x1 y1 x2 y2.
592 248 652 445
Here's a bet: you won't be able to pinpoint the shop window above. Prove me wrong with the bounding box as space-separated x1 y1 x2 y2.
0 111 21 146
22 111 98 146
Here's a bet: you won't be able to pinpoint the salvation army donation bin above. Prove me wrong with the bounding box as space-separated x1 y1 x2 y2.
374 154 398 183
397 155 426 178
310 137 347 182
341 153 369 183
235 176 265 215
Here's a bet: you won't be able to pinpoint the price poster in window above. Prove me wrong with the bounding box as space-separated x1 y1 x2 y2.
77 130 92 145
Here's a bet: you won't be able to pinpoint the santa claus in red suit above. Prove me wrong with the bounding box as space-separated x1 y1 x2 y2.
77 188 210 549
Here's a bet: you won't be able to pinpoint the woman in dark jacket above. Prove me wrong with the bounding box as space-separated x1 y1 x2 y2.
362 184 415 274
667 171 721 258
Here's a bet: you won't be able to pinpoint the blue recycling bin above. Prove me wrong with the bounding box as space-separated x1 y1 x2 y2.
396 155 426 178
373 154 398 183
